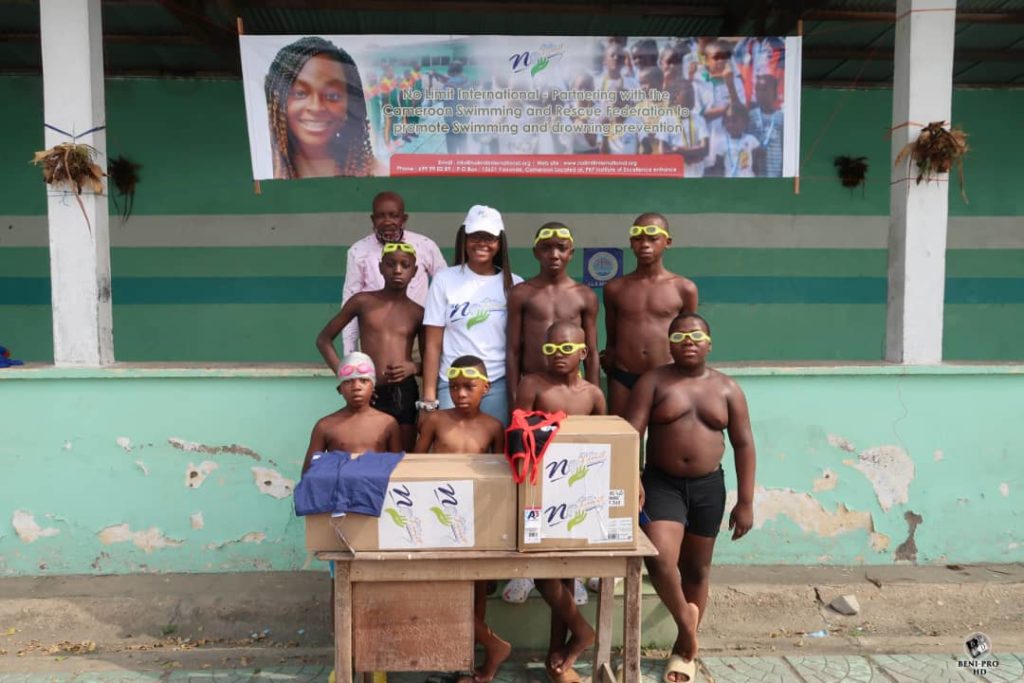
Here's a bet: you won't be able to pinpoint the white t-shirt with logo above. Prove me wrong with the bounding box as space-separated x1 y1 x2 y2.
710 133 760 178
423 265 524 383
656 112 710 178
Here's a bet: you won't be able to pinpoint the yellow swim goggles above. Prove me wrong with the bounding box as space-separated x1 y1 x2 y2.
446 366 489 381
534 227 574 245
669 330 711 344
381 242 416 256
542 342 587 356
629 224 671 239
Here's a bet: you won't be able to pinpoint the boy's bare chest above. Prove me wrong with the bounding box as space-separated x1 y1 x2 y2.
652 383 728 429
538 385 594 415
363 302 420 332
523 291 585 324
616 281 684 319
325 417 390 451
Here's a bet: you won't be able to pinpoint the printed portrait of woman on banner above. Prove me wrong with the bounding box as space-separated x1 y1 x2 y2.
263 36 376 178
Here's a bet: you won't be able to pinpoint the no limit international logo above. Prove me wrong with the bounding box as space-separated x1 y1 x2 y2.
958 632 1000 676
508 43 565 77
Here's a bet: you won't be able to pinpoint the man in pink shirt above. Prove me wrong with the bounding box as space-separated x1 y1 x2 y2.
341 191 447 353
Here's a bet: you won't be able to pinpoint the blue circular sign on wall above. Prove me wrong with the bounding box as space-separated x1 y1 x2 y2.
583 248 623 287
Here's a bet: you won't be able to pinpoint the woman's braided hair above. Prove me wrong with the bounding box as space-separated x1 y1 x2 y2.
264 36 375 178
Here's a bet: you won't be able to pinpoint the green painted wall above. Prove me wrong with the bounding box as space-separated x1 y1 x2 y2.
1 366 1021 575
4 247 1024 363
1 76 1022 363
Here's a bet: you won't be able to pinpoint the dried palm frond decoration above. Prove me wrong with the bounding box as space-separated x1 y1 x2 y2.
31 142 106 234
108 155 141 222
894 121 969 202
32 142 105 194
834 155 868 190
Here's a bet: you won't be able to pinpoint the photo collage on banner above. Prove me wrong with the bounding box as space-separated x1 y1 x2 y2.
240 35 801 179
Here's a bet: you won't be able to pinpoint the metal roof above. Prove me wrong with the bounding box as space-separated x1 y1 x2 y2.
1 0 1022 86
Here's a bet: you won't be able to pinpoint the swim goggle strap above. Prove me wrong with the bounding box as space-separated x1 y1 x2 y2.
669 330 711 344
629 224 671 239
338 361 376 383
446 366 489 381
381 242 417 257
542 342 587 356
533 227 574 245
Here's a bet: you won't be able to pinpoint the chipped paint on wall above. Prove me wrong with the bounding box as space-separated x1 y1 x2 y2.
870 532 891 552
843 445 915 512
12 510 60 543
135 460 149 476
190 512 204 530
725 486 875 537
168 437 262 460
827 434 856 452
97 524 184 553
812 469 837 492
252 467 294 500
205 531 267 550
894 510 924 562
999 483 1010 497
933 449 944 462
116 437 132 453
185 461 218 488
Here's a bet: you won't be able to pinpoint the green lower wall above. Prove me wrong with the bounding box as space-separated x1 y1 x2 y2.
1 366 1021 575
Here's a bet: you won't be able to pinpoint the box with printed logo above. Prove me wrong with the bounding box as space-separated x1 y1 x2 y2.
305 453 517 552
517 415 640 552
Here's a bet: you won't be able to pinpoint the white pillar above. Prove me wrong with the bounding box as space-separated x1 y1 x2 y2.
40 0 114 365
885 0 956 364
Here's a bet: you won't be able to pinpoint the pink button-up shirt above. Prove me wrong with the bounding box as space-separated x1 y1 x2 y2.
340 229 448 354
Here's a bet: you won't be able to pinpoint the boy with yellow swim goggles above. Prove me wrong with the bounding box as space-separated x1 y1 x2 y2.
507 222 601 407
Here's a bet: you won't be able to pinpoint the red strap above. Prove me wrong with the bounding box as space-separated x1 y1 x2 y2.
505 410 567 485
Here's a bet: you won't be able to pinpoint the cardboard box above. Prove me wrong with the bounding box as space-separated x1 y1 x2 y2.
305 453 516 552
517 415 640 551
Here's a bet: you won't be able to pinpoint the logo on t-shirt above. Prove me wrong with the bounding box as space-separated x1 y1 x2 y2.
449 298 503 331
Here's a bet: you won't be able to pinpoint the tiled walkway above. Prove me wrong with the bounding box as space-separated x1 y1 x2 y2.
1 654 1021 683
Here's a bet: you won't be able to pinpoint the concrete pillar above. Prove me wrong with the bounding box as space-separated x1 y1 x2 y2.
885 0 957 364
40 0 114 365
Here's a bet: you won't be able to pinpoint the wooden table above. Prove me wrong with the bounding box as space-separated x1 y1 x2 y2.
318 534 657 683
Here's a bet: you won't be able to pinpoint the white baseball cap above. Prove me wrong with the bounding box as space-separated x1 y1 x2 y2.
463 205 504 236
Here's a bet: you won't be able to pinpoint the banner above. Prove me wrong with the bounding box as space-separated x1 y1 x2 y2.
240 35 801 179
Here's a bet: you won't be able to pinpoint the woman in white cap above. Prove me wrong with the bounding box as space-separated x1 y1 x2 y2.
418 205 523 424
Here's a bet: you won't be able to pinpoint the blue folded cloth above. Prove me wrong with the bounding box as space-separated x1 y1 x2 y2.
294 451 405 517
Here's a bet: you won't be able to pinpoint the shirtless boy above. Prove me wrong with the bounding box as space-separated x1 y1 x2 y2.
516 321 606 417
506 223 599 406
515 321 604 683
302 352 402 472
301 351 401 649
602 213 698 417
317 242 424 450
414 355 508 683
625 314 755 683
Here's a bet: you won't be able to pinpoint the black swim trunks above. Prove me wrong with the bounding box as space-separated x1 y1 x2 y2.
371 376 419 425
608 366 641 390
641 465 726 537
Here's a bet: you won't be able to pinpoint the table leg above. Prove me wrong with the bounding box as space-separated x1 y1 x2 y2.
621 558 642 683
334 562 353 683
591 577 614 683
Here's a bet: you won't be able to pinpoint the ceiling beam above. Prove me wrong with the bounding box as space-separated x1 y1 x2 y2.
230 0 725 16
0 32 199 45
804 9 1024 23
154 0 241 74
805 47 1024 63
